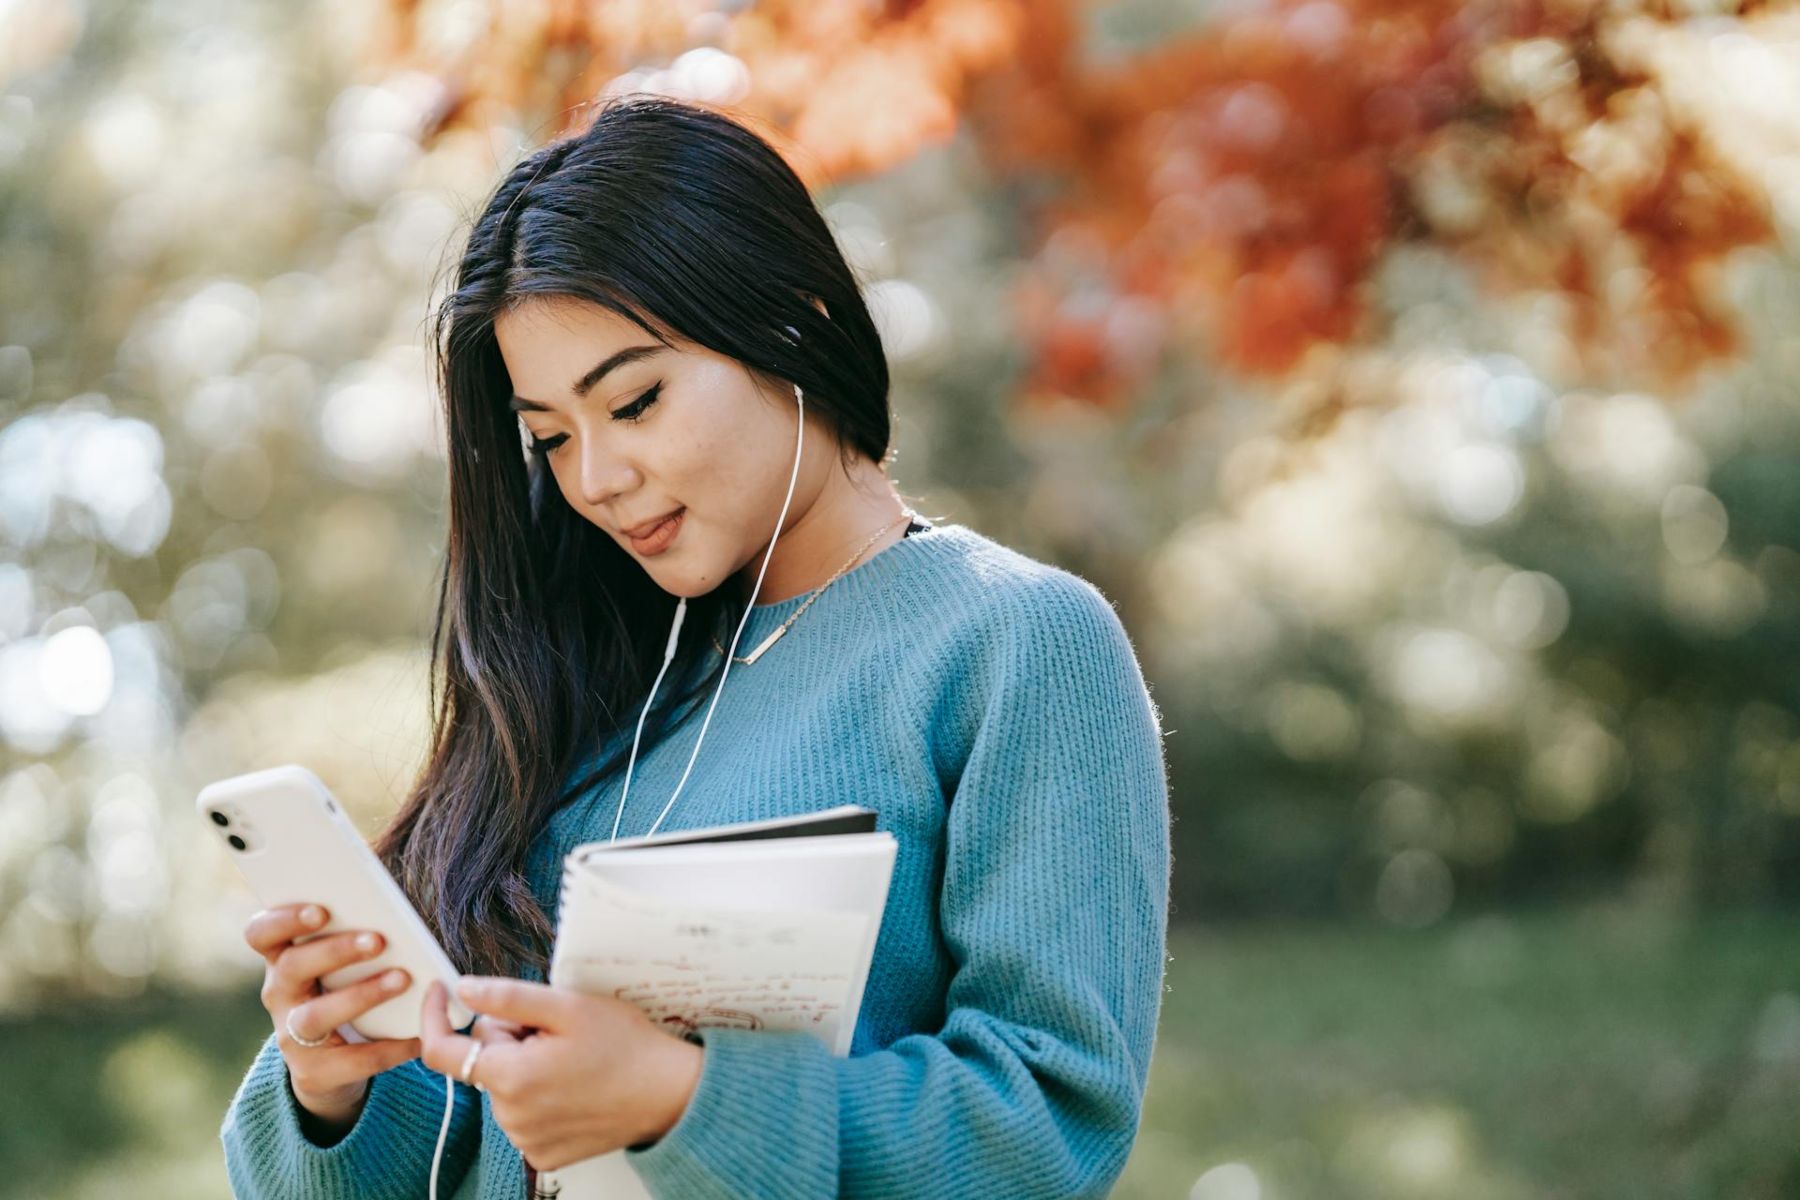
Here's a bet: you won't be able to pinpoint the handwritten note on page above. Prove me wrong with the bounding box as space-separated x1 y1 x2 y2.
552 872 870 1053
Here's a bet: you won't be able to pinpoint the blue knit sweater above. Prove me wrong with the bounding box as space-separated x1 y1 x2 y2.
218 520 1171 1198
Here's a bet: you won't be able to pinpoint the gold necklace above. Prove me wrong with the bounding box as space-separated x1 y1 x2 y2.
711 510 916 665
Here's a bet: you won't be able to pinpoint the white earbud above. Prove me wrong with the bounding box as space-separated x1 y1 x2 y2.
609 380 806 843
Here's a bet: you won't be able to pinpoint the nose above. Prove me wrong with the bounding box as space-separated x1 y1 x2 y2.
575 433 638 508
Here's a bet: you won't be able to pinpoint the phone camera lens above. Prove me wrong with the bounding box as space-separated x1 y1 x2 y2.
209 811 230 827
227 834 247 851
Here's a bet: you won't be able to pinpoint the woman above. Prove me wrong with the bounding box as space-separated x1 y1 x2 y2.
220 93 1170 1199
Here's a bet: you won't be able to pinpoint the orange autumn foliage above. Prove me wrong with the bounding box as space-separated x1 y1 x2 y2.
373 0 1778 408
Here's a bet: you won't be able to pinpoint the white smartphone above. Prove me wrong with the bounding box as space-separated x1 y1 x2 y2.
197 763 476 1041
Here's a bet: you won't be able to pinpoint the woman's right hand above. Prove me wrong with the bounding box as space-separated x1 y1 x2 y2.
245 902 422 1131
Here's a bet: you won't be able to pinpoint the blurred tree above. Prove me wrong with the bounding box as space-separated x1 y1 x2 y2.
376 0 1780 407
357 0 1800 929
3 0 1799 1015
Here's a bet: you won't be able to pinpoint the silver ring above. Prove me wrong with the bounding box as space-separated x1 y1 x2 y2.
286 1009 331 1048
459 1039 487 1092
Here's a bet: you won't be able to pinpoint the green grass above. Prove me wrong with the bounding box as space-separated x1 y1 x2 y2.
0 975 272 1199
3 907 1796 1199
1116 907 1800 1200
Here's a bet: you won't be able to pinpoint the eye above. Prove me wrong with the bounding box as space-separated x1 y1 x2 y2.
525 382 661 455
612 381 662 423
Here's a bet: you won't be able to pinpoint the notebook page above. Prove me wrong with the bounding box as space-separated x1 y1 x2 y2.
551 871 871 1052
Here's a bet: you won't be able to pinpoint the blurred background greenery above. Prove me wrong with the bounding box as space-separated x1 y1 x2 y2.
2 0 1799 1197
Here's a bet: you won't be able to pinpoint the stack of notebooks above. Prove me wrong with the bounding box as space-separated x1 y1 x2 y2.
533 805 896 1199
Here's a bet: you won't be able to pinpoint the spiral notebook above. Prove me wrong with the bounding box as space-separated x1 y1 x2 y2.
533 805 897 1199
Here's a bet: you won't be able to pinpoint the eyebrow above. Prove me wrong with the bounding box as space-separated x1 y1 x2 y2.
508 344 668 413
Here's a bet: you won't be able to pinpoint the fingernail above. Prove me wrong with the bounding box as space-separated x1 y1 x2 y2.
301 905 323 926
355 932 378 952
383 969 407 989
456 978 483 1002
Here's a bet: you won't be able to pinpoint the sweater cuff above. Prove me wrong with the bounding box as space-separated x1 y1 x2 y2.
219 1030 479 1199
624 1027 838 1199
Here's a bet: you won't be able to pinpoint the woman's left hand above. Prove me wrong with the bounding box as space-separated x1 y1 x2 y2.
419 977 703 1172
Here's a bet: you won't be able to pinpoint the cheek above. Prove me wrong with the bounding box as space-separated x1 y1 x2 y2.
669 429 746 508
544 457 579 501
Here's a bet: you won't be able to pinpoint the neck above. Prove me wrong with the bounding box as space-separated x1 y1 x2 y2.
736 456 909 607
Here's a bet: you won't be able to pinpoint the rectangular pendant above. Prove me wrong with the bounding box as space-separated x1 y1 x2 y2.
741 626 784 664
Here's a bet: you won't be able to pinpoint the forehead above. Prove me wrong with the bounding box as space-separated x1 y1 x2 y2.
497 296 683 411
495 294 651 352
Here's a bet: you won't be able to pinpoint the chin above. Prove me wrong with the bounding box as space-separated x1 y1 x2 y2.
644 565 716 601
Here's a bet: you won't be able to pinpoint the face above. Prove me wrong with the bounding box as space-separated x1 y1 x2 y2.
494 295 838 599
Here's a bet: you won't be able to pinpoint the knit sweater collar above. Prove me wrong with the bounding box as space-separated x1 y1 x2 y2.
733 519 953 633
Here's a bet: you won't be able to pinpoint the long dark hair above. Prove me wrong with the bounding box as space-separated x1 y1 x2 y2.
372 94 894 980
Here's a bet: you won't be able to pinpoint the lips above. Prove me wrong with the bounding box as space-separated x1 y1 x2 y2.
626 507 684 554
621 508 682 539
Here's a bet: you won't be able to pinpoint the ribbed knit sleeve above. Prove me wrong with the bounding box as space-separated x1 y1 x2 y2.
219 1029 483 1198
622 569 1172 1198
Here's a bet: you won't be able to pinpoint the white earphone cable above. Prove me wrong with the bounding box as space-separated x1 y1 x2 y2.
610 380 806 844
431 1072 453 1200
430 381 808 1197
607 598 689 844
